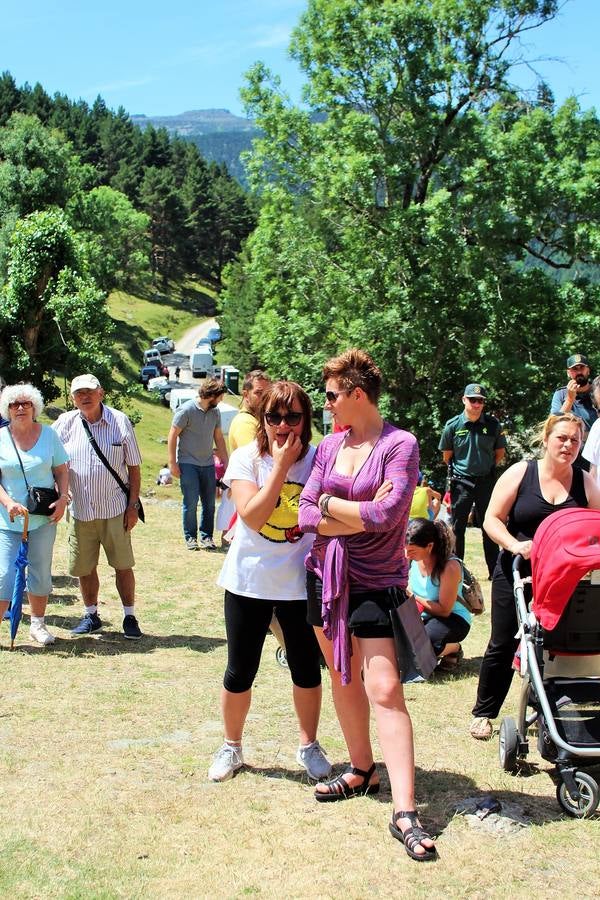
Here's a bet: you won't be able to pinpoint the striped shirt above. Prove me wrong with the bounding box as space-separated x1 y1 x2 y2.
52 405 142 521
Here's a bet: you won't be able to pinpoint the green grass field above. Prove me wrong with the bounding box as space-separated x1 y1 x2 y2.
1 521 599 899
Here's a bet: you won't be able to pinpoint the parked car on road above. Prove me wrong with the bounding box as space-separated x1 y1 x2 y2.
139 365 161 386
152 336 175 353
195 337 212 348
206 326 222 343
143 348 162 366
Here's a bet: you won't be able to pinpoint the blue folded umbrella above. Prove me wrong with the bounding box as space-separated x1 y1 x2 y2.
10 512 29 649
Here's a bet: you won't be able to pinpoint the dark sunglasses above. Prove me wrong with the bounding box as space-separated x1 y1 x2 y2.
467 397 484 405
265 411 303 426
325 389 351 403
9 400 33 409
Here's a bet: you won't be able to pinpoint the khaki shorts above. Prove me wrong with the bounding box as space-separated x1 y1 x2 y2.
68 515 135 576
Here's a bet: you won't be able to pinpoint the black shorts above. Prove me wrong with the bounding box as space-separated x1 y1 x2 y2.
306 570 396 639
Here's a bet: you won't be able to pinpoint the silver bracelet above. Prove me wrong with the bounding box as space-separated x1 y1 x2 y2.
319 494 331 517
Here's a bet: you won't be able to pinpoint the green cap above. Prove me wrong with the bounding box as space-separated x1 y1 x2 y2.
464 383 487 398
566 354 589 368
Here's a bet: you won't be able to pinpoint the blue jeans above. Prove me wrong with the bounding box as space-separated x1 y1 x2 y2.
179 463 216 541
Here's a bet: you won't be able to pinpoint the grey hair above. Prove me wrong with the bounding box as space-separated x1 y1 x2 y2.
0 383 45 420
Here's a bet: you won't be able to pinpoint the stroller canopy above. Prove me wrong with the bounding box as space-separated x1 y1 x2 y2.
531 507 600 630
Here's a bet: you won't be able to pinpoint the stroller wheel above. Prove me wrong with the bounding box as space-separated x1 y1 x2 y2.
557 771 599 818
499 717 520 772
275 645 289 669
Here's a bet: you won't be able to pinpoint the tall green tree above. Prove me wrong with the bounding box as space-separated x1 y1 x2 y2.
220 0 600 466
0 208 112 400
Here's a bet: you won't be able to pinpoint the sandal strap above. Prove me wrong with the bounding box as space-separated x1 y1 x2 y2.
402 825 432 853
393 809 418 825
349 762 376 782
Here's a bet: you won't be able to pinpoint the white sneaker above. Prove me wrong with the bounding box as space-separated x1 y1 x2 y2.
200 537 217 551
296 741 332 780
29 621 56 646
208 742 244 782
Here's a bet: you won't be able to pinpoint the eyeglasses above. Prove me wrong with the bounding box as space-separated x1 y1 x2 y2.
466 397 484 405
8 401 33 409
265 411 303 427
325 389 351 403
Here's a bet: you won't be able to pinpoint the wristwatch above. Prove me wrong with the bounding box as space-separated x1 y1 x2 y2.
128 500 140 510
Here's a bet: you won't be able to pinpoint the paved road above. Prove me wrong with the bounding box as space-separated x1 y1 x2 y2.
160 318 219 388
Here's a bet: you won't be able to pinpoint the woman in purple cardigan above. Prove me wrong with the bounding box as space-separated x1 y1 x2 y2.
298 349 436 862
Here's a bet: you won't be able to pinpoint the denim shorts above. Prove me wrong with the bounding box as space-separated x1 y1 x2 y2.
0 522 57 599
306 570 395 639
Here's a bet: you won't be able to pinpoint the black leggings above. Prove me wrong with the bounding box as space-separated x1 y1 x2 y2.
223 590 322 693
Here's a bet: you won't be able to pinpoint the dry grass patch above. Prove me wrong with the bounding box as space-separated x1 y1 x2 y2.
1 516 599 898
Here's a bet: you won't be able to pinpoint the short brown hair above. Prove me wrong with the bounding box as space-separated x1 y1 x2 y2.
322 348 382 404
255 381 312 459
199 378 225 399
243 369 269 392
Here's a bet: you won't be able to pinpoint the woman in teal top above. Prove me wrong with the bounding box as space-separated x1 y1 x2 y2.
0 383 69 646
406 518 471 667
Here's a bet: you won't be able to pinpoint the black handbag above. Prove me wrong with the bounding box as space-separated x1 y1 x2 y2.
388 586 438 683
7 428 59 516
80 418 145 523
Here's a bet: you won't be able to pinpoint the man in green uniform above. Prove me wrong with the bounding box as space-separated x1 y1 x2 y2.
439 383 506 577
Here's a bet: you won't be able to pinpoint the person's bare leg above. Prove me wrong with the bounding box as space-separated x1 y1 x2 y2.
78 568 100 607
293 684 322 745
438 641 460 658
27 593 48 617
221 687 251 743
115 568 135 607
360 636 434 856
314 627 378 792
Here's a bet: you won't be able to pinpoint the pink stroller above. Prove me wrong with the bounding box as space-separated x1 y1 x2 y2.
500 508 600 817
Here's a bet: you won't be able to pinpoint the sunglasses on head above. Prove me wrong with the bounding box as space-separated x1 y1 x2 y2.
9 400 33 409
265 411 303 426
325 389 351 403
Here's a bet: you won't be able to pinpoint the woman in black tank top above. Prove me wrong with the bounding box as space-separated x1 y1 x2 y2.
470 414 600 740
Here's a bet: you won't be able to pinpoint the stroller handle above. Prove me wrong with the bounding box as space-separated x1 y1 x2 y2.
512 553 524 574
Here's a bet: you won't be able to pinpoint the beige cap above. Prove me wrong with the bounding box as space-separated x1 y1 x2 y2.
71 374 101 393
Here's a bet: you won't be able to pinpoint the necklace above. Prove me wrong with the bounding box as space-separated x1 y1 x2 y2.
344 431 372 450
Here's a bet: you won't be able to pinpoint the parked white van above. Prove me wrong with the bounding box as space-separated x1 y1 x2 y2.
190 347 213 378
143 348 162 366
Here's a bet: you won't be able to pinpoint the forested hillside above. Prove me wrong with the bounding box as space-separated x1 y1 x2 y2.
130 109 259 183
0 73 256 400
219 0 600 469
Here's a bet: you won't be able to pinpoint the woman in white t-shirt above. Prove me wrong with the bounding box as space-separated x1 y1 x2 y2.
209 382 332 784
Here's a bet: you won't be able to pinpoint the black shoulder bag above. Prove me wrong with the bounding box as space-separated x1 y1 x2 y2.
7 427 59 516
80 418 145 523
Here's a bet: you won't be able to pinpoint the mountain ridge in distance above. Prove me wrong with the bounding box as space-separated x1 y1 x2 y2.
130 108 259 183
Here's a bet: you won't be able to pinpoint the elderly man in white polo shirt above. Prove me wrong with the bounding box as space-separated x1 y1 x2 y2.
53 374 143 639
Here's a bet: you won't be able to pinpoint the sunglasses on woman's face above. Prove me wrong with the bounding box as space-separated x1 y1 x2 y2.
265 411 303 427
9 400 33 409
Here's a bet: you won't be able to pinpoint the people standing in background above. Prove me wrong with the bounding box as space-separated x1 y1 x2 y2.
168 378 228 551
551 354 597 470
439 383 506 578
53 374 143 640
0 384 69 645
582 376 600 484
228 370 271 452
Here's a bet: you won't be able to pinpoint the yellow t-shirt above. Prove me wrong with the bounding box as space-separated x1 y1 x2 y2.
409 485 429 520
228 410 259 452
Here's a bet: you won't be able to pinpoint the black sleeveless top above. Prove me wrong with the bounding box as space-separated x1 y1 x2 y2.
499 459 588 580
507 458 587 541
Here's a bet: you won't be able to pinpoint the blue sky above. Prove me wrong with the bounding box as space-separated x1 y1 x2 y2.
1 0 598 118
